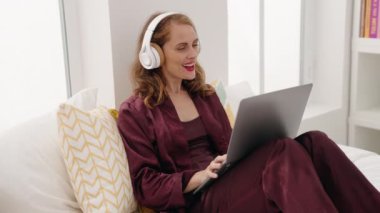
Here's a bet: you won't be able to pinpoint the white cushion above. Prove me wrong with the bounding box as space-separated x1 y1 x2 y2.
0 88 97 213
338 144 377 162
224 81 255 117
66 87 98 111
212 80 255 127
339 144 380 191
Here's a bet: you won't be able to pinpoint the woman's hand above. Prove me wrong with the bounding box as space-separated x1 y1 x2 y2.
184 154 227 193
204 154 227 179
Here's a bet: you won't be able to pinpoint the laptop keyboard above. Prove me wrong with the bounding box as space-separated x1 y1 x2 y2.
193 162 233 195
217 162 231 176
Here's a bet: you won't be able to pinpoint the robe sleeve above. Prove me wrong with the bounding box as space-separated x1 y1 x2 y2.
117 99 198 211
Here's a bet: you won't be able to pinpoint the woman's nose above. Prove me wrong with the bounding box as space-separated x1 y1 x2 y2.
187 46 198 59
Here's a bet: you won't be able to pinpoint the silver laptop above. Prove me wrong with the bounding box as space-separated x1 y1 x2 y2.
193 83 313 195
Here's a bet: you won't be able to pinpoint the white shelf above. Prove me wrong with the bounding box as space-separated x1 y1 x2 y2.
303 102 339 120
350 107 380 130
349 0 380 153
353 38 380 54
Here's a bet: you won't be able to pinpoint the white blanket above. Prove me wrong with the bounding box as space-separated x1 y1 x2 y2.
339 145 380 191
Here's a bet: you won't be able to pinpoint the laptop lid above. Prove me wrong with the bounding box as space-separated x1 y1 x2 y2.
225 83 313 164
192 83 313 195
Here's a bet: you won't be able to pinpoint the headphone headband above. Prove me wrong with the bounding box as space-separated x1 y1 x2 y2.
139 12 178 69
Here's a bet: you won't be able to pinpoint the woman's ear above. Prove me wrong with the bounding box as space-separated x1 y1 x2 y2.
151 43 165 67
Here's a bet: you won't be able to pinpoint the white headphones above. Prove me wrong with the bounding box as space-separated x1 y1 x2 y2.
139 12 178 70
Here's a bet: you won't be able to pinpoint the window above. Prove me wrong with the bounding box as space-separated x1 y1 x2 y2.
0 0 68 133
228 0 302 94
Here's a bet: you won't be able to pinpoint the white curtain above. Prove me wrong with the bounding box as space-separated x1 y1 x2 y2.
0 0 68 133
227 0 302 94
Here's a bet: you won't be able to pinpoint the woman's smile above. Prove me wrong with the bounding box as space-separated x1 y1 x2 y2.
183 63 195 72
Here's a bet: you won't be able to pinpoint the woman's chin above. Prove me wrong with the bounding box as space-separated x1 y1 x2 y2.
182 71 196 80
187 73 197 80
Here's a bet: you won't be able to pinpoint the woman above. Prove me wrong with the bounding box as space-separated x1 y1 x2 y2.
117 12 380 212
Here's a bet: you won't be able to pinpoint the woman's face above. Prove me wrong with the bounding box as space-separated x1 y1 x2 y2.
161 22 200 83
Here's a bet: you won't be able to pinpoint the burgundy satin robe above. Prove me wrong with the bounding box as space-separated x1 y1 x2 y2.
117 92 380 212
117 93 231 211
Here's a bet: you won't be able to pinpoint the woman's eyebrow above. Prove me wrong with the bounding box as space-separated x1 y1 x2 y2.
175 38 199 47
175 42 187 47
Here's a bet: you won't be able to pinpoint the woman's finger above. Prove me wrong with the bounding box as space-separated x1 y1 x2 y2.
210 161 223 170
214 155 224 163
206 169 218 179
214 154 227 163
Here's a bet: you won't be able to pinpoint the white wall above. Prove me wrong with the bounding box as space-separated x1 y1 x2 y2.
63 0 352 144
63 0 83 95
108 0 228 108
264 0 301 93
227 0 260 93
64 0 115 108
299 0 352 144
64 0 228 108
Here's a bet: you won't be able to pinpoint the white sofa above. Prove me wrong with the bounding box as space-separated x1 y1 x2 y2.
0 86 379 212
0 88 98 212
338 144 380 190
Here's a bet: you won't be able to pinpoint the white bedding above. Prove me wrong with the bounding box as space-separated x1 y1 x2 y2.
339 145 380 191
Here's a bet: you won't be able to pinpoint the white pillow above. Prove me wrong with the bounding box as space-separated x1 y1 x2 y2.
212 80 254 127
0 88 97 213
66 87 98 111
224 81 255 117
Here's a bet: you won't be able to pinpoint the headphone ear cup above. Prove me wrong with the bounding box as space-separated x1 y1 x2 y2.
139 50 152 69
150 43 164 68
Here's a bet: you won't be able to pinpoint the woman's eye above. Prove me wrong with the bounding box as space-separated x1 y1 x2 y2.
177 46 186 51
176 43 199 51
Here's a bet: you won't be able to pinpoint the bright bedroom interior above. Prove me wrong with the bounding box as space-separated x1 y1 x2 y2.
0 0 355 149
2 0 380 152
0 0 379 212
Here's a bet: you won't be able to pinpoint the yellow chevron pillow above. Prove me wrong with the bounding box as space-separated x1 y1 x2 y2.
57 104 138 213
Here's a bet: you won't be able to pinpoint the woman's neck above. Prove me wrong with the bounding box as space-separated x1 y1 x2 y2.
166 82 184 94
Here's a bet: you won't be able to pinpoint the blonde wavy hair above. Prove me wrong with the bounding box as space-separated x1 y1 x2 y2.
130 12 215 108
